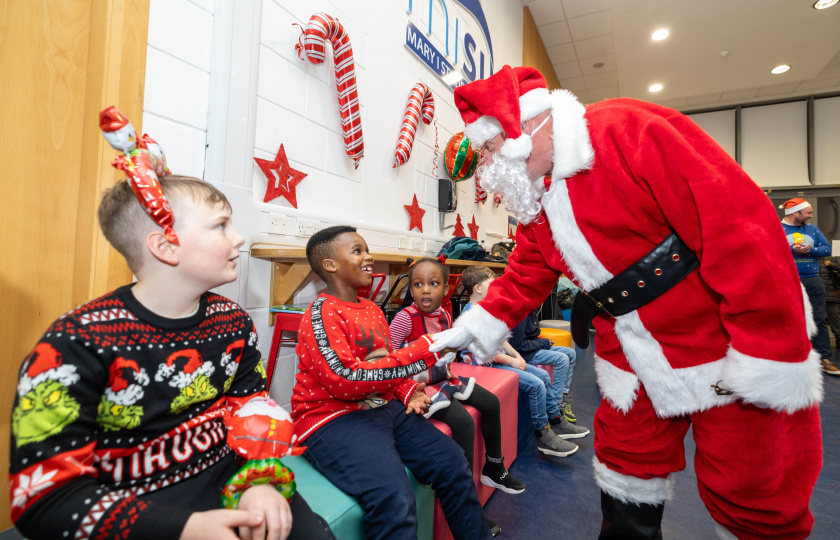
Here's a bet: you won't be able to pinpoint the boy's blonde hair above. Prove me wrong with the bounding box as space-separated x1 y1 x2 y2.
98 175 232 272
461 265 496 296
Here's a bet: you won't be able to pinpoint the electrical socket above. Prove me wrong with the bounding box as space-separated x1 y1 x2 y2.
398 235 409 249
409 237 423 251
296 217 315 237
423 240 436 252
269 213 286 235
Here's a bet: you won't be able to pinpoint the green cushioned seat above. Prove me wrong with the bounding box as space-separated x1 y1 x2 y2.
283 455 433 540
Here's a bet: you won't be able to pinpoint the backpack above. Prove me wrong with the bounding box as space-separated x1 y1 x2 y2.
438 237 486 261
490 241 515 261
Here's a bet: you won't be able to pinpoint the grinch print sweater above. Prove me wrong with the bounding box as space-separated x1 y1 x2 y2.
9 285 269 540
291 294 444 441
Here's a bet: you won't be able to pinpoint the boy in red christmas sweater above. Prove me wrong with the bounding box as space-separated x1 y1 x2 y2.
9 176 335 540
291 226 490 540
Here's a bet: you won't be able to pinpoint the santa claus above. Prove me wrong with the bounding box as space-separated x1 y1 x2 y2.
431 66 823 539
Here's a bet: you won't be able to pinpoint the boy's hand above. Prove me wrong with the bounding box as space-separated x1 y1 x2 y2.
430 327 474 352
238 484 293 540
406 382 432 415
180 509 264 540
513 357 528 371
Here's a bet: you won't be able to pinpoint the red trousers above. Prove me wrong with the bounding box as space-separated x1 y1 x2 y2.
593 386 822 540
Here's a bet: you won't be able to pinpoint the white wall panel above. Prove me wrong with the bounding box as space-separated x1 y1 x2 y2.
814 96 840 185
741 101 809 187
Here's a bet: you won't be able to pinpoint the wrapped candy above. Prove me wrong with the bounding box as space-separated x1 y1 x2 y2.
221 396 304 509
394 83 435 167
444 132 478 182
99 107 177 244
296 13 364 168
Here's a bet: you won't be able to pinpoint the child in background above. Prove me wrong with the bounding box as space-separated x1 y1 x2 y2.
9 176 334 540
291 226 490 540
509 308 581 425
460 266 589 458
390 258 526 536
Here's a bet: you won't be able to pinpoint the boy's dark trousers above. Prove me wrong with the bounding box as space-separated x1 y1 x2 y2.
304 400 491 540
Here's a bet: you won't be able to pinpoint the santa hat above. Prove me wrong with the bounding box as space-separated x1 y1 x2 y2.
18 343 80 396
105 357 149 405
155 349 215 388
454 65 552 159
779 198 811 215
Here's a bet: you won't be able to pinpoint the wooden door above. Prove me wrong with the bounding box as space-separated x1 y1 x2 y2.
0 0 149 529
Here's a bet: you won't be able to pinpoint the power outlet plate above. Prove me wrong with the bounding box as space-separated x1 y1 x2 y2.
269 213 286 235
409 237 423 251
398 235 409 249
423 240 436 252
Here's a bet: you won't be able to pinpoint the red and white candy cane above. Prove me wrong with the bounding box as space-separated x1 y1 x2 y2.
393 83 435 168
296 13 363 169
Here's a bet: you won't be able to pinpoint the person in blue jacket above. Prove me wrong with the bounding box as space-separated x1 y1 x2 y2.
780 197 835 372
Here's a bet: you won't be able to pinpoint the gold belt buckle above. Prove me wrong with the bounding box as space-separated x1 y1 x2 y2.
582 290 616 321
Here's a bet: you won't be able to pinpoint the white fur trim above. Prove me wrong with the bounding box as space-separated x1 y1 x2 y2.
714 522 739 540
547 89 594 180
453 305 511 362
614 313 738 417
541 179 613 291
782 201 810 215
721 347 823 413
464 115 502 146
519 88 551 121
594 355 640 413
500 135 532 159
593 458 674 505
801 283 817 338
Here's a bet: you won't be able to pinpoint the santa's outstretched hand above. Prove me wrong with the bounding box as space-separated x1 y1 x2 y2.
430 328 475 365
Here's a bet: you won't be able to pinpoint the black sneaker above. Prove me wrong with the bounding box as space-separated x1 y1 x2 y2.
484 515 501 537
480 462 526 494
536 427 578 457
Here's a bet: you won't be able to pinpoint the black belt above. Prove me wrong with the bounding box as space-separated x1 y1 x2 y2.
570 232 698 349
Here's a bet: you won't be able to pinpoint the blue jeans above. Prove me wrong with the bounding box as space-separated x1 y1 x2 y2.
303 400 490 540
494 363 562 430
802 276 831 359
527 346 576 399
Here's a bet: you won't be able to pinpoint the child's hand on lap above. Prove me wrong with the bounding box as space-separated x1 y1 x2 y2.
238 484 293 540
406 382 433 415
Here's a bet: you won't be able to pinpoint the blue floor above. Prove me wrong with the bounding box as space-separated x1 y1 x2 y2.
484 343 840 539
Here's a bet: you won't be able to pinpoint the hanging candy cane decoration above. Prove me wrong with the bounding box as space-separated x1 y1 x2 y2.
393 83 435 168
295 13 364 168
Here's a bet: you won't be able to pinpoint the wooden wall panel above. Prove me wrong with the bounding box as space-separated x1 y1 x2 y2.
522 6 562 90
0 0 148 529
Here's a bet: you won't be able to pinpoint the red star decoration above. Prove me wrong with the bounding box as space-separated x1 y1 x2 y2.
468 215 479 240
404 194 426 233
254 145 307 208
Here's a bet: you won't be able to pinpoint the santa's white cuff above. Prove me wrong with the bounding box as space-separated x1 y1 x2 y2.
593 458 674 505
721 347 823 413
453 305 510 362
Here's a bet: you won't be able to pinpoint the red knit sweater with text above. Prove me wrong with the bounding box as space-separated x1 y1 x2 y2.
291 294 442 441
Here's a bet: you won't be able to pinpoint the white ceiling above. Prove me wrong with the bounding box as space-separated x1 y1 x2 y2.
522 0 840 111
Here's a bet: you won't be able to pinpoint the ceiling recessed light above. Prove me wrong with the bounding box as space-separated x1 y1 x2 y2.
652 29 669 41
771 64 790 74
649 84 663 92
814 0 838 10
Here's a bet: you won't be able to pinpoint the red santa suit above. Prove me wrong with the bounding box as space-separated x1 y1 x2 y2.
453 67 823 540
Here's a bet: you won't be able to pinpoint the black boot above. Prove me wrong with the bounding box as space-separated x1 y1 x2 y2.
599 491 664 540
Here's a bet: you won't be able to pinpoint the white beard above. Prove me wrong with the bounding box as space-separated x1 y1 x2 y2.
478 153 545 225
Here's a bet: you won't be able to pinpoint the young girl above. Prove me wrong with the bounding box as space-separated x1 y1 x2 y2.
390 258 525 534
